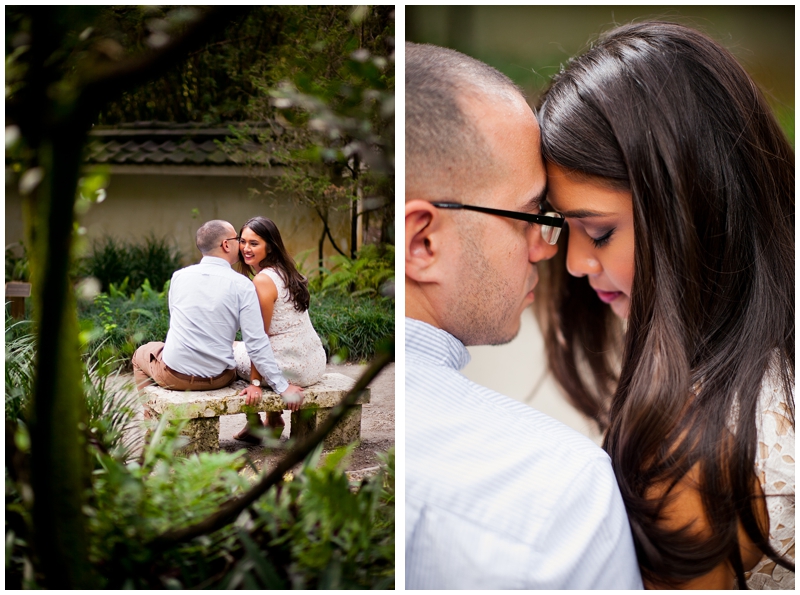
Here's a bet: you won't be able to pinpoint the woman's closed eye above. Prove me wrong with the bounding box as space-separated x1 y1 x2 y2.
591 228 615 248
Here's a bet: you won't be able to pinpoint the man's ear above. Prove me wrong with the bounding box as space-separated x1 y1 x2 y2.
406 199 444 282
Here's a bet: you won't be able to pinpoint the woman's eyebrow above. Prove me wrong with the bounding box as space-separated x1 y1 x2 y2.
559 208 614 218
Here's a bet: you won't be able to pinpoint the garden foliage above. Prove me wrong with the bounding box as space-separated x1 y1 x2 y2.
5 314 395 588
6 7 394 587
79 235 183 293
310 294 394 363
5 243 30 283
72 239 394 366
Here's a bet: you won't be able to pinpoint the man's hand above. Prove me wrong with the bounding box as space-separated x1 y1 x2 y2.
281 384 305 412
239 383 263 406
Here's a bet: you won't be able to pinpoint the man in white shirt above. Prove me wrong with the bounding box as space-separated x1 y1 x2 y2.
132 220 303 407
405 42 642 589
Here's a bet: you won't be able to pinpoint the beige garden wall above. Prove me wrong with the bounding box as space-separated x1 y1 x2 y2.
5 169 351 268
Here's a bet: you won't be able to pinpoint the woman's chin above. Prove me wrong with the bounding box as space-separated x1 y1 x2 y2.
610 296 630 319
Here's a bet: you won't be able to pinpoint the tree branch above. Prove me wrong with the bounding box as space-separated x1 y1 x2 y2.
315 206 348 257
149 343 394 548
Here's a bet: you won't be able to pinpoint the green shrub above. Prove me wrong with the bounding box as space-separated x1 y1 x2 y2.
80 235 182 292
79 434 395 589
309 292 394 362
78 279 171 365
6 295 395 589
300 243 395 298
5 315 35 421
8 409 395 588
5 243 29 283
76 278 395 367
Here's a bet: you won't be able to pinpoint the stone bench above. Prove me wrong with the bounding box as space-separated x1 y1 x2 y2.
142 372 370 453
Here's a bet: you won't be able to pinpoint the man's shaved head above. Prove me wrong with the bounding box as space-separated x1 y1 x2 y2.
405 42 526 201
196 220 233 254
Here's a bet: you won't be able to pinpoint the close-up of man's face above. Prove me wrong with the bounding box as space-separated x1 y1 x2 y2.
444 92 556 346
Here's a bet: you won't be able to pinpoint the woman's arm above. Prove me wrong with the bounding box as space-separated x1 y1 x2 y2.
253 273 278 333
249 274 279 384
645 467 769 589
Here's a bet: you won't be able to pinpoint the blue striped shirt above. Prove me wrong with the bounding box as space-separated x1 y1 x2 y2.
405 317 642 589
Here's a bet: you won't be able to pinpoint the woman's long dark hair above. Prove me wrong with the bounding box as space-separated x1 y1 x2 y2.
536 21 794 586
239 216 310 312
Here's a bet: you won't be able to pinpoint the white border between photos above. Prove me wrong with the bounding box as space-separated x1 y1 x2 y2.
393 5 406 590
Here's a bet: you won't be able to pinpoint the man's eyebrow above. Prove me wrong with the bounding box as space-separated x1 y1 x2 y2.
558 208 614 218
520 186 547 211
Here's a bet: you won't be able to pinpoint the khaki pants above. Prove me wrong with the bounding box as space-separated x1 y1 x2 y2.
132 342 236 391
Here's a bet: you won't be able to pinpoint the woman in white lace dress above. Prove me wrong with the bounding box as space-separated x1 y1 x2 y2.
535 22 794 588
231 216 326 441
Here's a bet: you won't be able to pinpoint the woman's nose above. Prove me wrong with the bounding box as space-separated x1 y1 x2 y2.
565 232 602 277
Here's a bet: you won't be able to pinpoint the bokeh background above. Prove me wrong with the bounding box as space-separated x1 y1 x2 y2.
408 6 794 143
406 5 795 442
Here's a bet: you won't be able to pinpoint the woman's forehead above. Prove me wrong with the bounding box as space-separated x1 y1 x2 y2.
241 227 262 240
546 164 631 216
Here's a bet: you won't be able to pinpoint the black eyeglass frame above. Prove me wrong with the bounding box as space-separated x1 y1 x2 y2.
430 201 564 228
220 236 240 248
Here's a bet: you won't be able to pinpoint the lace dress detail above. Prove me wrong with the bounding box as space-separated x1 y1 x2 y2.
234 267 326 388
745 364 795 590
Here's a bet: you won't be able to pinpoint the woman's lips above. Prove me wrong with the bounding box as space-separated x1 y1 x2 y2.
595 289 622 304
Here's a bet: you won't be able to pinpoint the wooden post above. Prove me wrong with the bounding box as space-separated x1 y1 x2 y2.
5 281 32 318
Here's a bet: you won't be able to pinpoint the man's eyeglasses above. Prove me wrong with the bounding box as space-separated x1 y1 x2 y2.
220 236 240 248
430 201 564 245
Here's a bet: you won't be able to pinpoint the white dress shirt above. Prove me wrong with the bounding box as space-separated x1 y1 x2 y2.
162 256 289 393
406 317 642 589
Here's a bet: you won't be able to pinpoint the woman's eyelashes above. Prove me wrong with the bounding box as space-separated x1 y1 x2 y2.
590 228 615 248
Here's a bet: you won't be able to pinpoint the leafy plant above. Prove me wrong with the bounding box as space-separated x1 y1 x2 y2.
5 315 36 421
293 447 393 589
315 244 394 297
309 293 394 362
80 235 182 293
78 279 171 365
77 270 394 366
5 243 30 283
83 352 142 462
9 412 396 589
6 283 395 588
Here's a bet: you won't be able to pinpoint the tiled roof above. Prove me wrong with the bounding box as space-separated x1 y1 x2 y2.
84 121 273 167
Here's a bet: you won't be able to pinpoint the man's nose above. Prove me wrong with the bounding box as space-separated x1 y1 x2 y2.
528 225 559 263
565 231 602 277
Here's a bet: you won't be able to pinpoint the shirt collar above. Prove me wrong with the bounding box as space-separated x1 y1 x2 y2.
406 317 471 370
200 255 233 268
